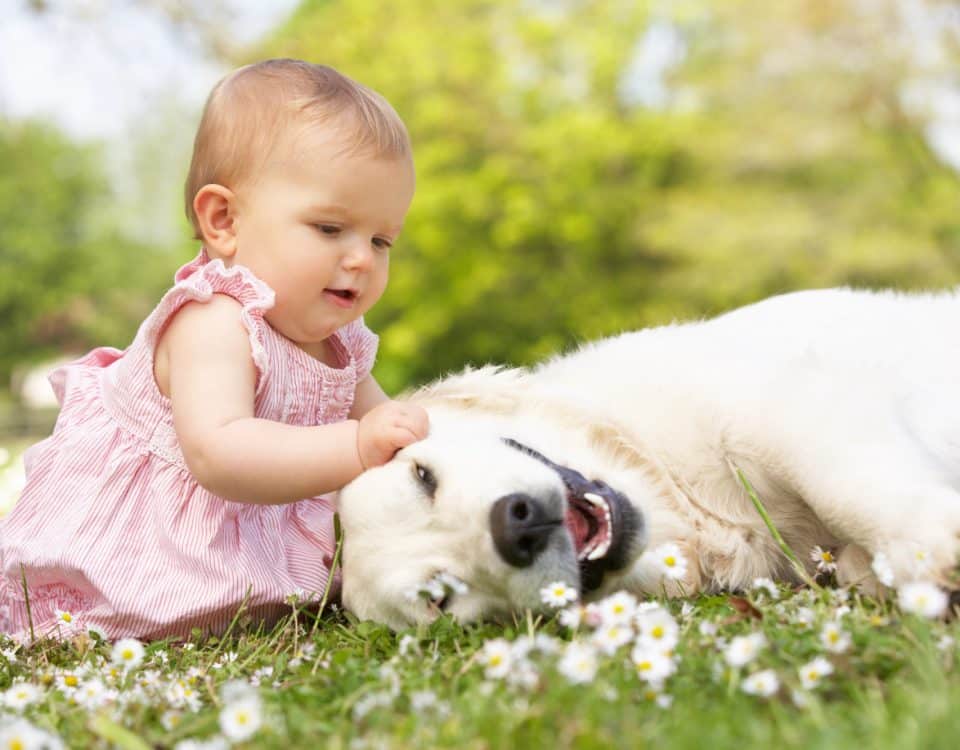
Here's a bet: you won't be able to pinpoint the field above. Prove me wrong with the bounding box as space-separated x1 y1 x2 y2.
2 579 959 750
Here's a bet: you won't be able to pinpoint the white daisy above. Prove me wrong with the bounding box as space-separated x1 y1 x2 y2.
751 577 779 599
3 682 42 711
810 546 837 574
631 645 677 683
871 552 895 587
741 669 780 697
798 656 834 690
636 608 680 650
557 642 598 684
793 607 816 627
111 638 145 670
597 591 638 625
219 695 263 742
0 719 64 750
648 543 688 580
558 605 583 629
53 608 74 626
820 621 852 653
898 581 948 618
592 623 634 655
479 639 513 679
410 690 438 712
724 632 767 667
540 581 578 608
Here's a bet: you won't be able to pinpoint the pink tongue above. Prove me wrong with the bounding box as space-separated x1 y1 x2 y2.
564 507 591 549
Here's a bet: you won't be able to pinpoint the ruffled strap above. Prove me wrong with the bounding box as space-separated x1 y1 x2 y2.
140 248 276 384
336 317 379 381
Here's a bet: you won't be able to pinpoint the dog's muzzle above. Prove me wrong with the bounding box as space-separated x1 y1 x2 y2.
495 438 644 592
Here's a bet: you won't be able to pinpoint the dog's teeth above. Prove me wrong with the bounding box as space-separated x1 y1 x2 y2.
583 492 606 508
587 543 606 561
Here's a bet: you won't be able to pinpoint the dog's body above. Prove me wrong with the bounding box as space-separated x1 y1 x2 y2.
338 288 960 629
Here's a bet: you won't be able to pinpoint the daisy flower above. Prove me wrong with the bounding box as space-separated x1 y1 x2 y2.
3 682 42 711
410 690 439 713
636 608 680 650
111 638 146 670
793 607 816 627
798 656 834 690
871 552 895 587
631 645 676 683
479 639 513 679
598 591 637 624
751 577 779 599
0 719 64 750
820 621 851 653
219 694 263 743
810 545 837 574
592 623 634 655
898 581 948 618
557 642 598 684
648 543 688 581
558 605 583 629
53 608 74 626
540 581 578 608
741 669 780 697
724 632 767 668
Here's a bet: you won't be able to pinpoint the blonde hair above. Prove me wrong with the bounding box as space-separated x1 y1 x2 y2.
184 58 412 238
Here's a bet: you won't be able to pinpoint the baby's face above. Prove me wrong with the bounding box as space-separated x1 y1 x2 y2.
230 126 415 359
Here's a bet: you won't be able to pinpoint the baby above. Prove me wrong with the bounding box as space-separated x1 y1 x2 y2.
0 59 428 641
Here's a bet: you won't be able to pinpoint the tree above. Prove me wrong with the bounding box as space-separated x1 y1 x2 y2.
263 0 960 391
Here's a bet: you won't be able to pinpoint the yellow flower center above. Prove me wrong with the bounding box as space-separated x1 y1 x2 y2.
60 613 72 623
651 626 664 638
122 649 134 660
664 556 676 567
236 712 249 726
489 655 502 667
9 739 24 750
64 675 78 687
821 551 833 562
637 660 652 671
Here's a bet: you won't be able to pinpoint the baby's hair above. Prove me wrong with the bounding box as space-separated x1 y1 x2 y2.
184 58 411 239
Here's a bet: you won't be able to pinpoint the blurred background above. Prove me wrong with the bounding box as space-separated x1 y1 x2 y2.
2 0 960 507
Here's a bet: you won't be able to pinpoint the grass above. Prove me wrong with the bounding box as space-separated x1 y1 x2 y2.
3 585 960 750
2 443 958 748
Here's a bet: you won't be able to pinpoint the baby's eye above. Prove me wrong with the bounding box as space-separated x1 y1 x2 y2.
372 237 393 250
316 224 341 236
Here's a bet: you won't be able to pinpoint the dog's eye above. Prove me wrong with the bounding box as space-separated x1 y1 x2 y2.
413 462 437 495
429 594 450 612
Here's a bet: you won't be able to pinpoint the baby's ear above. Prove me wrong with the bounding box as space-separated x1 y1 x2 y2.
192 184 238 259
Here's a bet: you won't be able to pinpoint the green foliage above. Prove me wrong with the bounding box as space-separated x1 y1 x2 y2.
0 119 175 384
264 0 960 392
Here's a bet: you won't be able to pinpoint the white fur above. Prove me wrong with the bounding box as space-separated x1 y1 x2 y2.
337 288 960 629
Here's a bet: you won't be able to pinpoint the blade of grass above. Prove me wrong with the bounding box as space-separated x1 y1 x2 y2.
736 467 822 591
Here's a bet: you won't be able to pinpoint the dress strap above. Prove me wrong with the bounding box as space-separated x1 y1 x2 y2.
139 249 276 382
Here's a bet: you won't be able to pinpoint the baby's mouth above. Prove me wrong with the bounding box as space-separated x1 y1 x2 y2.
325 288 357 301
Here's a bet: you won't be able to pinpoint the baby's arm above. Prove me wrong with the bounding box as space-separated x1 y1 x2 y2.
161 295 418 504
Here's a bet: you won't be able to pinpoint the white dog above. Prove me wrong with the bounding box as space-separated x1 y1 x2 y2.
337 288 960 629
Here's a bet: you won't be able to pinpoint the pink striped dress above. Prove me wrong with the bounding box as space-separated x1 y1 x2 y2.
0 249 377 641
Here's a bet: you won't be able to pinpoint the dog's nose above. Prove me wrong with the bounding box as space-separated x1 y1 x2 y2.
489 493 561 567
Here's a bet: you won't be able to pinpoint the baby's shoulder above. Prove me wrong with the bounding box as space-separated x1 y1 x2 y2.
154 295 252 397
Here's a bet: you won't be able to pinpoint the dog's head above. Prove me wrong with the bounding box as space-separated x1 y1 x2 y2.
336 410 648 629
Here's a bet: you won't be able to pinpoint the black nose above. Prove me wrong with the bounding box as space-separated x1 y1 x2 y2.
489 493 561 567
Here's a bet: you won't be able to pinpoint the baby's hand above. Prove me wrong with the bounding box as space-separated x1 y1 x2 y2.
356 401 429 469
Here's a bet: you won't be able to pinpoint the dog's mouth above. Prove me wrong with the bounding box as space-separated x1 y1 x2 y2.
566 492 612 562
503 438 643 593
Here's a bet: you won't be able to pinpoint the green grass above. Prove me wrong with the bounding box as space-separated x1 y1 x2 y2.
3 587 960 750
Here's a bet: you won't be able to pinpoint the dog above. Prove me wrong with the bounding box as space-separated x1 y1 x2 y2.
337 288 960 629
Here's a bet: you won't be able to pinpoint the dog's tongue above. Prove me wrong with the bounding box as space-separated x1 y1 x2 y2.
564 506 592 550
